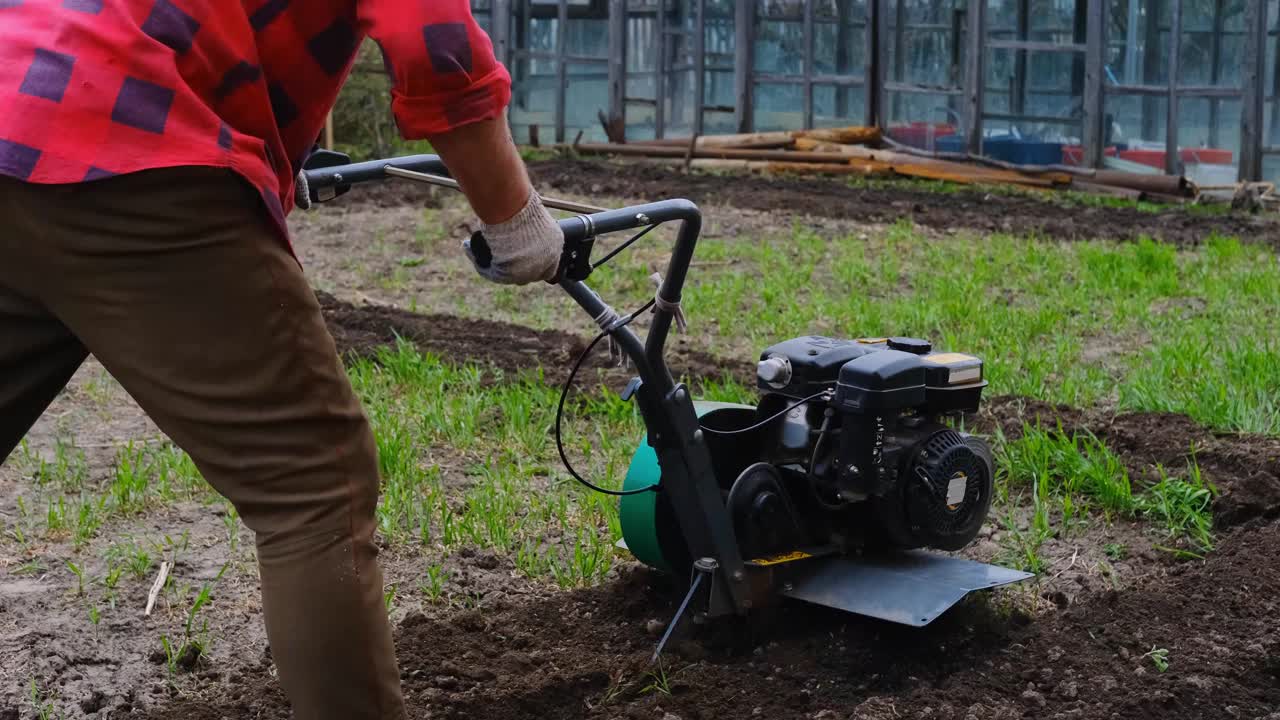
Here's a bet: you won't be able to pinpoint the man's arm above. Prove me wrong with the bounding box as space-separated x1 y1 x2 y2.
426 114 530 225
358 0 560 283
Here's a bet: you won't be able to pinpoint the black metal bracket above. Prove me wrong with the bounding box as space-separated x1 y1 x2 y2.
559 233 596 282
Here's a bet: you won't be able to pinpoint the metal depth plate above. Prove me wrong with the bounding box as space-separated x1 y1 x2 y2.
780 551 1034 627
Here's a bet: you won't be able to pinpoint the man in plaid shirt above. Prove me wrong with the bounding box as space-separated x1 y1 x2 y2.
0 1 563 718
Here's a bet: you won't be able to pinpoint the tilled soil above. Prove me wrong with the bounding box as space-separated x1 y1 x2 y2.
319 291 744 389
148 522 1280 720
113 295 1255 720
313 158 1280 249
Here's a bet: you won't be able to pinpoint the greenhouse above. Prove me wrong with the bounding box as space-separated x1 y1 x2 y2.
466 0 1280 185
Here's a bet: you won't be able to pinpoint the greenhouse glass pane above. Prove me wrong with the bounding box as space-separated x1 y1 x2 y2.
566 62 610 139
753 82 803 131
813 82 866 127
756 20 804 75
813 0 867 77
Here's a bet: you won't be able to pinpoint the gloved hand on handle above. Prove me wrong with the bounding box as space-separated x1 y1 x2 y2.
464 190 563 285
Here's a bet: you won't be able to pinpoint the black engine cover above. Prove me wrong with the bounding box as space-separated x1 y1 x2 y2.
871 429 994 551
757 336 875 398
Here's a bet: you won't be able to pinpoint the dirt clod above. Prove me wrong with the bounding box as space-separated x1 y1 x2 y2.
79 691 107 714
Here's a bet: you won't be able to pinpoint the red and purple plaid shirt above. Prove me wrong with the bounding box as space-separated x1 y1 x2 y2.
0 0 511 239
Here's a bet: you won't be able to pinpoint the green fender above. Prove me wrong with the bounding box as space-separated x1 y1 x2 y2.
620 401 756 573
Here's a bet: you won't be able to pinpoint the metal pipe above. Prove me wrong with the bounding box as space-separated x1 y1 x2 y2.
554 198 704 389
383 166 609 214
302 154 448 189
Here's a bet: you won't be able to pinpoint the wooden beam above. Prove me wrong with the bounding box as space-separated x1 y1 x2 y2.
1239 0 1267 181
802 0 815 128
963 0 986 154
555 0 568 144
574 142 865 164
1141 0 1164 140
1207 0 1225 148
694 0 706 136
1082 0 1107 168
1165 0 1182 176
606 0 627 138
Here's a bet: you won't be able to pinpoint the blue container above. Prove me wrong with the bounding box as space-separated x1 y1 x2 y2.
936 135 1063 166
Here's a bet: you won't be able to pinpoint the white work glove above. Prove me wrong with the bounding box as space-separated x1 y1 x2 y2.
464 191 563 285
294 171 312 210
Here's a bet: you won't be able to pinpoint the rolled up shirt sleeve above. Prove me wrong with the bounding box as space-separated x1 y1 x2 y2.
358 0 512 138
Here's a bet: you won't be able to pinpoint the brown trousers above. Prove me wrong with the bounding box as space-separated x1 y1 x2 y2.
0 168 405 719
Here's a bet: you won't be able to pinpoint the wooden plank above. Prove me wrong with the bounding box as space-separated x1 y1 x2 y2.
643 126 880 149
687 158 894 176
891 163 1064 188
574 143 857 164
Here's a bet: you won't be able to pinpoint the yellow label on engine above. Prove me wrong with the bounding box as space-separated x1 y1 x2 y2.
923 352 976 365
751 550 814 566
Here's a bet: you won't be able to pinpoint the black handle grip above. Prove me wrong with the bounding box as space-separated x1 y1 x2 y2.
467 231 493 269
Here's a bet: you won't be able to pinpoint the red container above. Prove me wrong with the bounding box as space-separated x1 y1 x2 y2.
1061 145 1118 166
1117 149 1166 169
1118 148 1234 169
1180 148 1233 165
888 122 956 150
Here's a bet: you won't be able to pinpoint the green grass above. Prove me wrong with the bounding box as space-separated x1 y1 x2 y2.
349 339 1220 585
1136 459 1216 554
997 424 1135 519
347 340 748 589
6 439 214 549
439 220 1279 435
27 678 64 720
994 424 1217 569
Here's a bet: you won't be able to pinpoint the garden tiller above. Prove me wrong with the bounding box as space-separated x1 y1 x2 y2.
301 152 1031 647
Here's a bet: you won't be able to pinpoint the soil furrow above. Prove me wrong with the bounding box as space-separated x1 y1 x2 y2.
327 159 1280 249
321 292 1280 531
